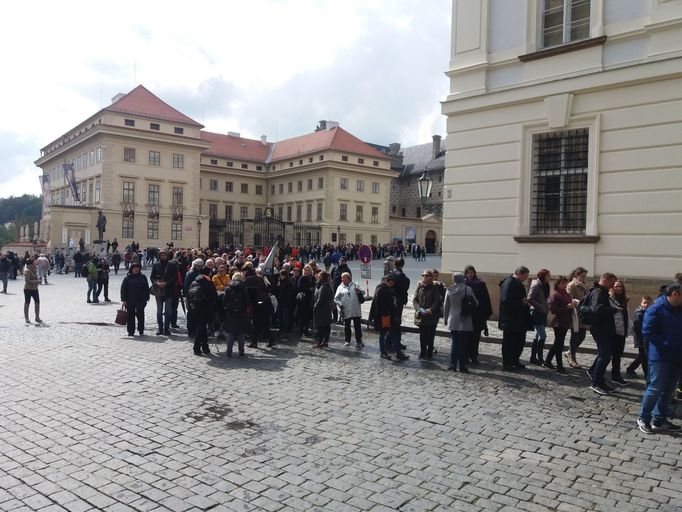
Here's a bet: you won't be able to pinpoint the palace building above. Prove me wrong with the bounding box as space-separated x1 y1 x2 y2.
35 86 396 250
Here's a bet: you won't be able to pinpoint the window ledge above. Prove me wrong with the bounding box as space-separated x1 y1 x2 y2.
518 36 607 62
514 235 600 244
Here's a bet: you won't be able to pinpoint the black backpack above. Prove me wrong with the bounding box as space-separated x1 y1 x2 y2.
186 280 206 311
224 288 245 315
577 288 595 326
460 288 477 318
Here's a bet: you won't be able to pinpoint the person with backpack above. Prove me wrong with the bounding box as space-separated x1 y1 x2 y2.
188 267 218 356
120 262 150 336
111 250 122 275
443 272 478 373
95 258 111 302
222 272 251 357
369 274 408 360
584 272 619 395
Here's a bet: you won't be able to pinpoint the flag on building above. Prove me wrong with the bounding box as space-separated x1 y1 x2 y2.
64 163 80 202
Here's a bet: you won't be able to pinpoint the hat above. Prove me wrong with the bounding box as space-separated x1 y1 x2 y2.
453 272 465 283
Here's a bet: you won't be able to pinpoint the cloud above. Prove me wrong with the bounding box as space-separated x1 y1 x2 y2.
0 0 451 198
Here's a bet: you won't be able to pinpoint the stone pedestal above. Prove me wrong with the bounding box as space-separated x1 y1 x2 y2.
93 241 107 258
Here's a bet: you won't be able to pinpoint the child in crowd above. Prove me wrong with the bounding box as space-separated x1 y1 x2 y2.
626 295 652 380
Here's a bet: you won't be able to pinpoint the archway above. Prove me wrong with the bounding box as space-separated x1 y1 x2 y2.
425 230 437 254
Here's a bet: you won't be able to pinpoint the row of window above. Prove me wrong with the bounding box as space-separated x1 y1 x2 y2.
123 148 184 168
330 233 379 246
207 180 263 195
207 158 263 171
392 206 425 218
339 204 380 223
124 118 184 135
122 182 184 206
340 179 380 193
121 219 183 241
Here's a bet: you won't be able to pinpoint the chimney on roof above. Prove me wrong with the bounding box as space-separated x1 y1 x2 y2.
388 143 401 155
261 135 267 145
326 121 339 131
228 131 240 138
432 135 442 160
316 120 327 131
111 93 125 104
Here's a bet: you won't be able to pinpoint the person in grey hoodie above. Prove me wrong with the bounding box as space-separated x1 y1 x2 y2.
443 272 479 373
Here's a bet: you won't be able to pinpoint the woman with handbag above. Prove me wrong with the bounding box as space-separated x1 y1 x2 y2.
443 272 478 372
528 268 551 365
334 272 364 348
120 262 150 336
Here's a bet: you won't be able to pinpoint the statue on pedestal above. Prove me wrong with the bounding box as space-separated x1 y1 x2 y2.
96 210 107 243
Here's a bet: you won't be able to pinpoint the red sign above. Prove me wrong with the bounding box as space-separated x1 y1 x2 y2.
358 244 372 264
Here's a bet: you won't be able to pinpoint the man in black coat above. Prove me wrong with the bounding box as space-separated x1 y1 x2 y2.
498 265 530 370
585 272 618 394
120 262 150 336
223 273 251 357
192 268 219 356
243 268 274 348
392 257 410 350
150 250 179 336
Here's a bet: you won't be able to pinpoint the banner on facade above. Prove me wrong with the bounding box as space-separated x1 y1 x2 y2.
262 241 278 275
63 163 80 202
40 175 51 210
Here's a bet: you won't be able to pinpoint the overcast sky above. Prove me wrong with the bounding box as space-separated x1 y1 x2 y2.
0 0 451 199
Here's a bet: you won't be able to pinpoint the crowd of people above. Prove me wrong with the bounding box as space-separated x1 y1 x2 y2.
5 241 681 435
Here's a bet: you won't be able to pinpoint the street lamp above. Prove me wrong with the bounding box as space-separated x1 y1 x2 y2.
197 218 202 248
336 225 340 245
417 171 432 203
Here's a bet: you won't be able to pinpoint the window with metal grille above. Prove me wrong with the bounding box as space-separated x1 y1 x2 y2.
531 129 588 234
542 0 590 48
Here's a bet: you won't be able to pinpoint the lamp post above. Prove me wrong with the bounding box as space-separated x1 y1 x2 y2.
417 171 433 204
197 218 202 249
336 225 341 246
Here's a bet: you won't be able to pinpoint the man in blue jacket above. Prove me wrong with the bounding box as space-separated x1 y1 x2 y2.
637 282 682 434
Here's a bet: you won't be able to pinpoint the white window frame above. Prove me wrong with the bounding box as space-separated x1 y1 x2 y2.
517 115 600 237
527 0 603 53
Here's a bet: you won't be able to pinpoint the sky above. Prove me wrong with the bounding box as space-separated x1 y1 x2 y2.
0 0 451 199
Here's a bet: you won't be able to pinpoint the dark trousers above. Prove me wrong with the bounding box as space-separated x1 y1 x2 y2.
569 328 587 358
96 280 109 300
502 330 525 366
468 329 482 362
316 325 331 344
127 305 145 335
590 333 613 386
344 317 362 343
450 331 471 370
419 324 437 357
611 334 626 380
252 302 273 344
279 304 291 333
627 346 648 377
194 310 210 353
546 327 569 370
187 309 197 337
74 263 82 277
171 296 179 327
155 295 174 331
113 263 120 274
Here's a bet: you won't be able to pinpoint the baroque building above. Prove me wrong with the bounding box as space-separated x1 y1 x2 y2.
36 86 396 250
442 0 682 302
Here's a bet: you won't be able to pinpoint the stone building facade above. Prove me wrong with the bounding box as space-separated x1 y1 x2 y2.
35 86 396 251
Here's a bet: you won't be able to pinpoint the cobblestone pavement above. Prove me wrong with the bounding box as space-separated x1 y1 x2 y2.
0 271 680 512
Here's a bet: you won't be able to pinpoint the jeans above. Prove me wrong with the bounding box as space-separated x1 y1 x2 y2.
87 279 97 301
0 271 8 292
590 333 613 387
96 280 109 300
502 330 525 366
227 332 246 356
127 305 145 335
569 328 587 358
279 304 291 333
419 324 437 357
450 331 472 370
74 263 82 277
546 327 568 370
379 329 392 353
639 361 681 423
344 317 362 343
155 295 174 331
611 334 626 380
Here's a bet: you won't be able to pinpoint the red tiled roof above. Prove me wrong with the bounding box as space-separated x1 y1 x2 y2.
201 131 272 163
106 85 203 127
270 126 388 162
